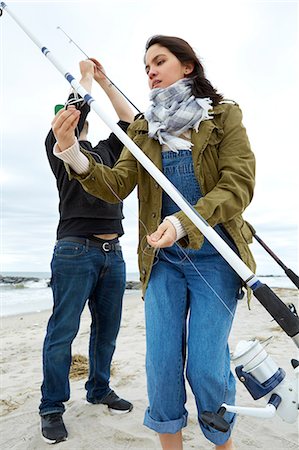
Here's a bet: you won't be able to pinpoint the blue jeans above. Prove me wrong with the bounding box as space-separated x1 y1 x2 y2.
39 239 126 415
143 151 242 445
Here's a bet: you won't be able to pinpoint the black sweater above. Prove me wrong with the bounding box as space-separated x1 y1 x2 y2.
45 99 129 239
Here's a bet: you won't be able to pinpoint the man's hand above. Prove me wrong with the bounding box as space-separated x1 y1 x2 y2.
88 58 109 86
52 105 80 152
146 220 177 249
79 59 95 79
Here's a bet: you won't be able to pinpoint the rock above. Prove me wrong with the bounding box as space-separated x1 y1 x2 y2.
0 275 40 284
125 281 142 290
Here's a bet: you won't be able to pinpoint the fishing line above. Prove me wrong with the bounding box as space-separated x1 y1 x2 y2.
162 245 236 317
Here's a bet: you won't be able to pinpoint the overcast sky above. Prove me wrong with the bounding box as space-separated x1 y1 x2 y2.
1 0 298 276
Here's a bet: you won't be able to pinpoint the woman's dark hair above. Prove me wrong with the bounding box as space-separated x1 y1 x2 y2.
145 35 223 106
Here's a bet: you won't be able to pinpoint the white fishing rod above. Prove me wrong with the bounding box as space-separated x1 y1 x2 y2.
2 1 298 432
1 1 298 346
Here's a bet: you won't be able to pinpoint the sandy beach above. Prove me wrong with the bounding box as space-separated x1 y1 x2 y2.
0 288 298 450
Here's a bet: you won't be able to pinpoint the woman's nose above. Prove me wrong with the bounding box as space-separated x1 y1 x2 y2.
148 68 157 79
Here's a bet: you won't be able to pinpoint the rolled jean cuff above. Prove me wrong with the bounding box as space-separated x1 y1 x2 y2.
143 408 188 434
199 413 236 446
39 407 65 417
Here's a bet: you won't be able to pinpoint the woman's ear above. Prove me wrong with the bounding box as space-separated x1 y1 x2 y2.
184 62 194 76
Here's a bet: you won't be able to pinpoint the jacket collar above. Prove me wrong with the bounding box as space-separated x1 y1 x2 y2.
191 120 216 153
131 103 225 129
130 103 225 158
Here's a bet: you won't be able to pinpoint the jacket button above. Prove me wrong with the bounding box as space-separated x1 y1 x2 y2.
141 268 146 275
154 183 159 189
91 177 96 181
152 212 156 218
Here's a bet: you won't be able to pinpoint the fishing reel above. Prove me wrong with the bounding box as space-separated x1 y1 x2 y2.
201 338 299 431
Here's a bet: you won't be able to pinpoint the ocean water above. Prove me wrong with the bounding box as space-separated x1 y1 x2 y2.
0 272 140 317
0 271 297 317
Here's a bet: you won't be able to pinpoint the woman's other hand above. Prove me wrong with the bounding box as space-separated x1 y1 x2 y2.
147 220 177 248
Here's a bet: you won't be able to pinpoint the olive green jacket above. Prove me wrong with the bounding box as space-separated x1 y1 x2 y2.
66 102 256 295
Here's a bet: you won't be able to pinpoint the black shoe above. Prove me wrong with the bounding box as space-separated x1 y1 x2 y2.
41 413 68 444
89 390 133 414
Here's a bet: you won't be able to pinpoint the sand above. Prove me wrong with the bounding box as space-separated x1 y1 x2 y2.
0 288 298 449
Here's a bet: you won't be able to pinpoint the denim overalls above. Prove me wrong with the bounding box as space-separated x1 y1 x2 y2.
144 150 242 445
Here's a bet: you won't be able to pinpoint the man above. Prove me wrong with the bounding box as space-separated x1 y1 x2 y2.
40 59 134 444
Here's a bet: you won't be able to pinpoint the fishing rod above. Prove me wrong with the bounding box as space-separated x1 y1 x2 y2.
58 27 299 291
254 233 299 289
1 1 298 430
56 26 141 114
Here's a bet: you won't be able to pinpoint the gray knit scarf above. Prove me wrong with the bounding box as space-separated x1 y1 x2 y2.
144 78 213 152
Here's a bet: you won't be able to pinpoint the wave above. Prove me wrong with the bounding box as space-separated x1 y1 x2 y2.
0 276 50 289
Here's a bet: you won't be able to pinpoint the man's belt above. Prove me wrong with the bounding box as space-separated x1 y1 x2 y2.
58 237 121 252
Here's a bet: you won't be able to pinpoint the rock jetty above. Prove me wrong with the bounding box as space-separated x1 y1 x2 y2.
0 275 141 290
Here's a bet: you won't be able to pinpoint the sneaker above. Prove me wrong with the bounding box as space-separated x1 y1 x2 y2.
89 390 133 414
41 413 68 444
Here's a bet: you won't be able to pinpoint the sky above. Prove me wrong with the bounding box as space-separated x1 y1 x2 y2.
0 0 298 276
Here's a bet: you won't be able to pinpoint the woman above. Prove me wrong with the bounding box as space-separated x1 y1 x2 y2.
52 36 256 450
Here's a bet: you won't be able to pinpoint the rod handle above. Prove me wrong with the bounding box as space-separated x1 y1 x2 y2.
284 268 299 289
253 284 299 338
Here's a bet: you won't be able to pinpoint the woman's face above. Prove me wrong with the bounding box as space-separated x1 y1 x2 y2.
145 44 193 90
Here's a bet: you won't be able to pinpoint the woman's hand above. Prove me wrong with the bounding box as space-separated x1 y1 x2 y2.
147 220 177 248
52 106 80 151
